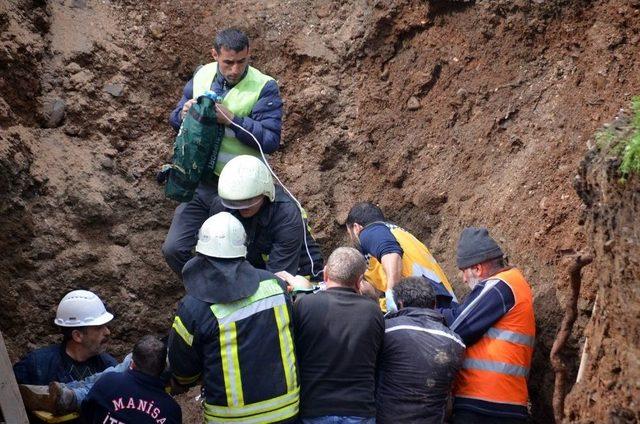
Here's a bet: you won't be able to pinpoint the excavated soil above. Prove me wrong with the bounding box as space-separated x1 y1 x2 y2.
568 114 640 423
1 0 640 422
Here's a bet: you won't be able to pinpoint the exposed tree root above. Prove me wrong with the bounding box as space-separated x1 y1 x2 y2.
550 252 593 423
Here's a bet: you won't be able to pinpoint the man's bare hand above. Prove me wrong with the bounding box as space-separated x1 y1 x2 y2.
275 271 313 291
180 99 197 120
215 103 235 125
275 271 295 282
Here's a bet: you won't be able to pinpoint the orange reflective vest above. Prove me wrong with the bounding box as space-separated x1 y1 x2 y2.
454 268 535 407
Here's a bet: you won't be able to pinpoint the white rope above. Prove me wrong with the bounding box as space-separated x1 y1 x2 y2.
215 104 322 278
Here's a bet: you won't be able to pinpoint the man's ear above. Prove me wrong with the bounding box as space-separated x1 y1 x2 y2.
355 275 364 292
71 329 84 343
211 48 218 61
130 360 137 370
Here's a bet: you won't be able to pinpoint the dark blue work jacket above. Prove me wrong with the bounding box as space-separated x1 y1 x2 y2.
13 343 117 385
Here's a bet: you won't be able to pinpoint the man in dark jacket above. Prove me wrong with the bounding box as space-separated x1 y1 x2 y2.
163 27 283 276
79 335 181 424
376 277 465 424
15 290 117 414
166 154 324 280
168 212 300 423
294 247 384 424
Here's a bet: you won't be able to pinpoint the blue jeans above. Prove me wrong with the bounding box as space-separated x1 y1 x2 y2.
64 353 132 408
301 417 375 424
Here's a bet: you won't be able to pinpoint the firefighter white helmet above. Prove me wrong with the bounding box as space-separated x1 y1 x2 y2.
54 290 114 327
218 155 275 209
196 212 247 258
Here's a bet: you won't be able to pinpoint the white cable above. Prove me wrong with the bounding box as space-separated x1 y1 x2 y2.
215 104 322 278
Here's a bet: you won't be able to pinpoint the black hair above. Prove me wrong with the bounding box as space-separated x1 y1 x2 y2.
392 277 436 309
61 326 87 342
214 28 249 53
132 335 167 377
346 202 385 227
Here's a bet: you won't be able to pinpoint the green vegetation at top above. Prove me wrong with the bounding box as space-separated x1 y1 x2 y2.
619 97 640 179
595 96 640 182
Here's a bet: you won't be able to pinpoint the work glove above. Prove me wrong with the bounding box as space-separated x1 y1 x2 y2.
385 289 398 313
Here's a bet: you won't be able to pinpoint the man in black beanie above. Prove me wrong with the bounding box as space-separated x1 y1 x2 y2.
439 227 535 424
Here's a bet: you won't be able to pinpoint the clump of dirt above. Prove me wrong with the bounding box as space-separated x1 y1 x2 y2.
1 0 640 422
567 111 640 423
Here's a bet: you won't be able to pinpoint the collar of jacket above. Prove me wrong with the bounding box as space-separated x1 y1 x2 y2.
386 306 446 324
325 286 358 294
127 368 165 390
215 66 250 90
182 255 261 303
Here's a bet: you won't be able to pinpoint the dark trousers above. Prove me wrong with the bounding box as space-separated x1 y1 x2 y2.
453 410 528 424
162 182 218 275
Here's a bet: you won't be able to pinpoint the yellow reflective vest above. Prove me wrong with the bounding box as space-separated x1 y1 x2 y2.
170 277 299 423
192 63 273 175
364 223 457 302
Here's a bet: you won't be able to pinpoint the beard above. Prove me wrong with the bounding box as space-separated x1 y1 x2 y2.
466 275 482 290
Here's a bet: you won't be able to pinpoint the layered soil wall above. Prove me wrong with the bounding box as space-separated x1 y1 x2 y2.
1 0 639 422
568 115 639 423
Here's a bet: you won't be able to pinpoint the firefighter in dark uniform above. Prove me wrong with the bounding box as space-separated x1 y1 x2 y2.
168 211 299 423
210 155 324 281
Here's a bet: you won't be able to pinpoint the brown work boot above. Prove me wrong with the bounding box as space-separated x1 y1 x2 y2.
49 381 77 414
18 384 56 413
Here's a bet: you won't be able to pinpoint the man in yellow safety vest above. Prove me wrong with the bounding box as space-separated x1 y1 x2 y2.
346 202 457 312
164 28 283 276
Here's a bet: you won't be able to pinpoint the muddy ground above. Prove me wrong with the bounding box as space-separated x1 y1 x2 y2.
1 0 639 422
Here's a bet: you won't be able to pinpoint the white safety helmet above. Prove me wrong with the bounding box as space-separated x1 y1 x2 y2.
196 212 248 258
54 290 114 327
218 155 275 209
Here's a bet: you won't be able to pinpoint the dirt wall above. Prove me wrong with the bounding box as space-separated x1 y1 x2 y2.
1 0 640 422
568 114 640 423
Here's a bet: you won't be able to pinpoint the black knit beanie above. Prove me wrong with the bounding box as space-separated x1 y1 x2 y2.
456 227 504 269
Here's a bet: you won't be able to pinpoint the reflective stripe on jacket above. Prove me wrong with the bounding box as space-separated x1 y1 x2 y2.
169 272 299 423
364 223 456 302
192 63 273 175
377 308 465 424
454 267 535 412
